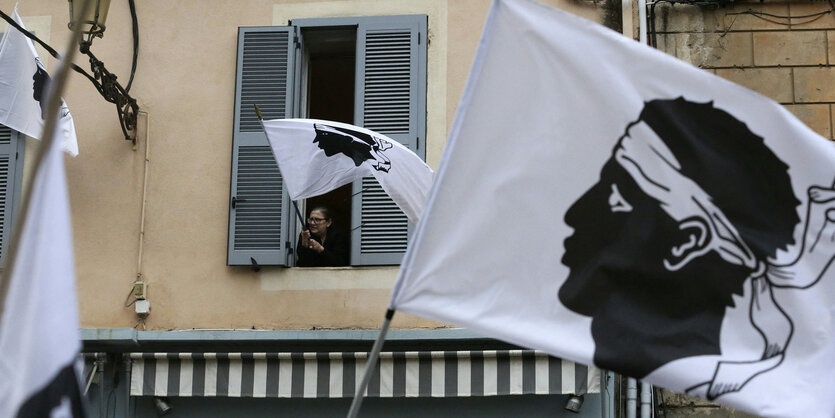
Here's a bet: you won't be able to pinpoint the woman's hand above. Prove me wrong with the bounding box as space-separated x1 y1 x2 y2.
301 230 324 253
309 239 324 253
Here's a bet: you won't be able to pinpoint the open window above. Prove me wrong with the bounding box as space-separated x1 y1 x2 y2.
228 15 427 267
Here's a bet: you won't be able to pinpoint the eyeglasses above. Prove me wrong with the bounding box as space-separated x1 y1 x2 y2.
307 217 328 224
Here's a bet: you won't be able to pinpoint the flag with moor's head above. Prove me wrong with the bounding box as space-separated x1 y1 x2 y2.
391 1 835 416
261 118 433 223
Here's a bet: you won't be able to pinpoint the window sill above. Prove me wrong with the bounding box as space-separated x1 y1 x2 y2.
260 265 399 290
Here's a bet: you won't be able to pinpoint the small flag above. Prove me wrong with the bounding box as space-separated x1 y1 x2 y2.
0 75 84 415
0 7 79 156
391 0 835 416
261 118 433 223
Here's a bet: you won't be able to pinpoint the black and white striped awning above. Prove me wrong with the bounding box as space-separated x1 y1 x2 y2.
130 351 599 398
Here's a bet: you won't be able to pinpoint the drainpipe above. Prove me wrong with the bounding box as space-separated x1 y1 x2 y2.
641 382 652 418
626 377 638 418
622 0 634 39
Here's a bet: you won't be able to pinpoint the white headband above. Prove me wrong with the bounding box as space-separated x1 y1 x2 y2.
614 121 759 271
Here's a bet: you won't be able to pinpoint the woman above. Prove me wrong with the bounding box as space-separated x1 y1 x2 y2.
296 206 349 267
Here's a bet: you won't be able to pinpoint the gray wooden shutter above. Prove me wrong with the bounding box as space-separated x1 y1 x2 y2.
228 27 295 266
351 15 427 265
0 126 24 268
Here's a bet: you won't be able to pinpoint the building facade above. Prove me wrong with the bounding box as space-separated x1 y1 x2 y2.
2 0 607 416
4 0 829 416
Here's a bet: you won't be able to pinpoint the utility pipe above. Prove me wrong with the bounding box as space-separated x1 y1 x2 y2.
626 377 638 418
622 0 634 39
641 382 652 418
135 111 150 282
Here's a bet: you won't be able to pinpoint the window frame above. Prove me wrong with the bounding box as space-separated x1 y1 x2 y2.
228 15 428 268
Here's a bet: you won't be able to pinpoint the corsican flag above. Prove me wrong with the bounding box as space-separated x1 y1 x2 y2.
0 7 79 156
0 79 84 415
390 0 835 416
261 118 433 223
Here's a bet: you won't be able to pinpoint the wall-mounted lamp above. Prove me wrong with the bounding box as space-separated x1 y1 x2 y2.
67 0 139 142
564 394 584 413
152 397 172 416
68 0 110 41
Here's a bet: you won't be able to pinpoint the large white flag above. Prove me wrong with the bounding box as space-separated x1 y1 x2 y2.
0 94 84 413
391 0 835 416
0 7 79 156
262 118 433 223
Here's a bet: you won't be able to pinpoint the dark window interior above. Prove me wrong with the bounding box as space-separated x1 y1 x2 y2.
302 27 356 249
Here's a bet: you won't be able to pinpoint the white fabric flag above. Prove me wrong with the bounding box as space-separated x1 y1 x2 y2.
391 0 835 416
262 118 433 223
0 99 84 413
0 7 79 156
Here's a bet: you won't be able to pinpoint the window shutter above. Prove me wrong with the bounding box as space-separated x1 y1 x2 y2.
351 15 427 266
228 27 295 266
0 126 24 268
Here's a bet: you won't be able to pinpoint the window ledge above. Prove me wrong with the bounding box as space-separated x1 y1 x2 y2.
260 265 398 290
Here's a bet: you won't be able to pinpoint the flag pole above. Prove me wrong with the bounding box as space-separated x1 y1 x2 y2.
0 0 91 322
253 104 308 230
347 308 395 418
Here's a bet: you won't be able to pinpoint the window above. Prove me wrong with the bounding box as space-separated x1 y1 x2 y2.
0 125 26 268
228 15 427 267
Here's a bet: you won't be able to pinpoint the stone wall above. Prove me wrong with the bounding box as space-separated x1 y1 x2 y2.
653 0 835 139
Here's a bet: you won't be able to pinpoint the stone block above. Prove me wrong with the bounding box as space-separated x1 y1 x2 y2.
660 390 760 418
785 104 832 138
716 67 793 102
794 67 835 102
829 31 835 64
753 31 827 66
790 2 835 30
673 32 753 68
785 104 832 137
654 32 676 57
651 3 721 33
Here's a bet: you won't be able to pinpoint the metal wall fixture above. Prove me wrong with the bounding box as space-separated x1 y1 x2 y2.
67 0 139 142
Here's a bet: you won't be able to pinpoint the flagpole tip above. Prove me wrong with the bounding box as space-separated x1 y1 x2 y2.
253 104 263 121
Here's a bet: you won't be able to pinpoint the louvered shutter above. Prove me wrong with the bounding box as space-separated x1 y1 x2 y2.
0 126 24 268
228 27 295 266
351 15 427 265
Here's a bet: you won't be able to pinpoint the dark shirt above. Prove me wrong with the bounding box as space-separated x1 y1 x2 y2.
296 228 349 267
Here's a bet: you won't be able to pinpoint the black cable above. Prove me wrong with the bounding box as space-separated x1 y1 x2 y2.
126 0 138 92
650 1 658 48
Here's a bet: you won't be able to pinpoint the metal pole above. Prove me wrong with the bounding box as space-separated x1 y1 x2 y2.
0 0 91 321
600 371 616 418
626 377 638 418
640 382 652 418
347 309 395 418
638 0 648 44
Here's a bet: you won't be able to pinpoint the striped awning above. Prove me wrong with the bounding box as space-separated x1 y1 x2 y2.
130 351 599 398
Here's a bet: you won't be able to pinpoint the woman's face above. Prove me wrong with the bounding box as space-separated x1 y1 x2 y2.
308 210 332 235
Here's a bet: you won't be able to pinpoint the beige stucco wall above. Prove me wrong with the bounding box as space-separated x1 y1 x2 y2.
0 0 602 331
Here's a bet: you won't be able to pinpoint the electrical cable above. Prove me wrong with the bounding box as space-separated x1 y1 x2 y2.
125 0 138 92
122 285 136 307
